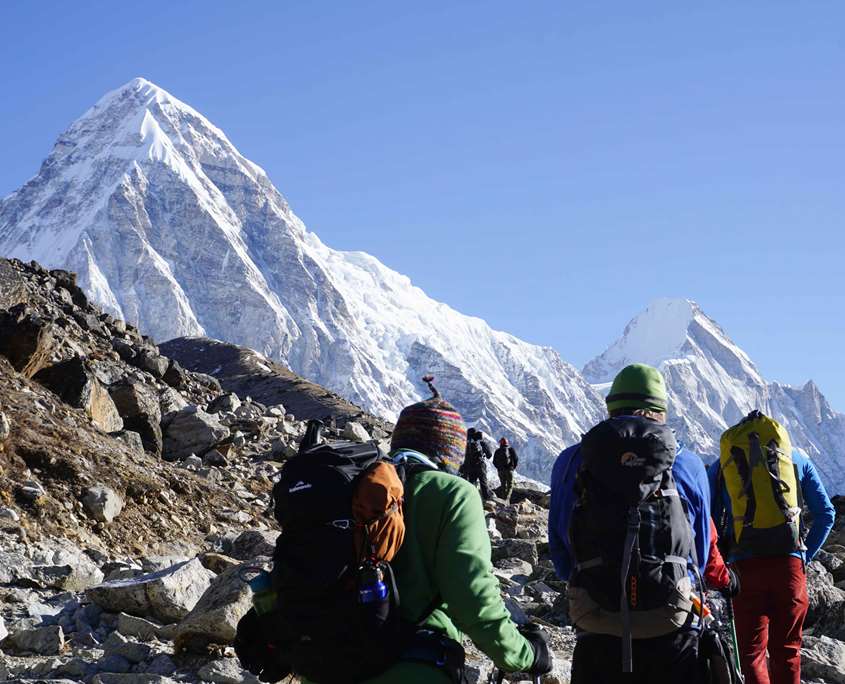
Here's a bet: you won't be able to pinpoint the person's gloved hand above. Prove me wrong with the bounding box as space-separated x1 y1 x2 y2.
721 567 741 598
519 622 553 675
234 608 291 682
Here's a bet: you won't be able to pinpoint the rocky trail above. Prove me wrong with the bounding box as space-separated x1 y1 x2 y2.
0 257 844 683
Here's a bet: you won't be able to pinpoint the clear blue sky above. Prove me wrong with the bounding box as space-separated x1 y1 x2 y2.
2 2 844 408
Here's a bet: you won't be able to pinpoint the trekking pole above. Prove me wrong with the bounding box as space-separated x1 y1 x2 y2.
726 596 745 683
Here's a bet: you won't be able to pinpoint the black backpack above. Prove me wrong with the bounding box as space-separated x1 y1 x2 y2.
235 427 463 683
567 416 696 672
464 439 485 469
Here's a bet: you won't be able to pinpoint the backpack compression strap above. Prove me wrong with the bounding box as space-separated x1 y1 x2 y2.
620 507 641 674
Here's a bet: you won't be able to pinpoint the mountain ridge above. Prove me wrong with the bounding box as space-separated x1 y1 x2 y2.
1 78 843 491
585 298 845 490
0 77 606 481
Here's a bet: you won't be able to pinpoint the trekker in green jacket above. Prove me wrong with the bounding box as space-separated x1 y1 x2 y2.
364 385 553 683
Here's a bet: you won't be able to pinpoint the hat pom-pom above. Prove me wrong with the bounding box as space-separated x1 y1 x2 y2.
422 374 440 399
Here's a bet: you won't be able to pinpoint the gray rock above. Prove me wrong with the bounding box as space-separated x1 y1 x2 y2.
33 356 124 432
806 561 845 627
109 379 163 456
342 421 371 443
197 658 261 684
162 405 229 461
102 631 153 663
134 351 169 379
801 635 845 682
30 561 105 592
96 653 132 673
491 538 539 566
112 429 144 453
159 387 188 416
146 654 177 676
116 613 161 641
230 530 278 561
0 306 58 378
493 558 534 583
208 393 241 414
86 558 215 624
83 485 124 523
174 561 261 646
4 624 65 655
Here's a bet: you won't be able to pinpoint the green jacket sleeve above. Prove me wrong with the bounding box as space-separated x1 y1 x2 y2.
431 477 535 672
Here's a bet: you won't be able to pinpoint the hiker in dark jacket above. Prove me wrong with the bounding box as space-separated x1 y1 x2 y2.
493 437 519 501
461 428 494 500
358 382 552 682
548 364 710 684
709 424 834 684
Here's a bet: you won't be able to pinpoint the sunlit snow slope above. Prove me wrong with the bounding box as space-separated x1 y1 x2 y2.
584 299 845 493
0 78 605 481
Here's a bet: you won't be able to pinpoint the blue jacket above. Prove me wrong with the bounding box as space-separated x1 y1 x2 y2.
548 442 711 583
708 450 834 563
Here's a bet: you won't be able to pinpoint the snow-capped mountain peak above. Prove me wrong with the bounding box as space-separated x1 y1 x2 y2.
583 297 759 386
585 301 845 492
0 78 607 481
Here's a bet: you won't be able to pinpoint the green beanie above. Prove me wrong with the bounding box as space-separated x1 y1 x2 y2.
606 363 668 414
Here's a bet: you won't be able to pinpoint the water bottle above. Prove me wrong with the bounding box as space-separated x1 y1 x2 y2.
245 569 277 615
357 560 389 604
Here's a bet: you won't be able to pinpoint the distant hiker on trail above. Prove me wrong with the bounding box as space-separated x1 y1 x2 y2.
493 437 519 501
461 427 494 500
709 411 835 684
548 363 711 684
235 376 552 683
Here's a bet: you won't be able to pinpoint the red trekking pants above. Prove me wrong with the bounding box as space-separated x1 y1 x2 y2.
732 556 809 684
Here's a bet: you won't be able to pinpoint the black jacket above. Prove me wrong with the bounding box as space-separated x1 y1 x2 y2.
493 446 518 470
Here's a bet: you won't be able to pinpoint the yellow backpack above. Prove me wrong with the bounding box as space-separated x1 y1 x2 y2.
719 411 805 557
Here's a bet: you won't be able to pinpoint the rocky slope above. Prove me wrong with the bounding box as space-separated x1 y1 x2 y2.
1 258 844 683
158 337 390 438
584 299 845 494
0 77 605 482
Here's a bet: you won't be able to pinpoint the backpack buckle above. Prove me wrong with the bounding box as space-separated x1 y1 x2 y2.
329 519 354 529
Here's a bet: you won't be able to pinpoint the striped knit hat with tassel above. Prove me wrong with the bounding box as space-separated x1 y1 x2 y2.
390 375 467 469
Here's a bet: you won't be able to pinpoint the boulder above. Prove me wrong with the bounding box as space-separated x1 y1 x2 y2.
33 356 123 432
30 560 104 592
491 538 539 566
102 631 153 663
801 635 845 682
175 561 263 647
0 306 57 378
109 379 163 456
28 542 105 591
163 405 229 461
806 561 845 627
162 359 188 389
116 613 161 641
86 558 215 624
133 350 169 379
159 387 188 417
82 485 124 523
3 624 65 655
342 421 371 443
492 557 534 583
230 530 278 560
197 658 261 684
208 393 241 414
